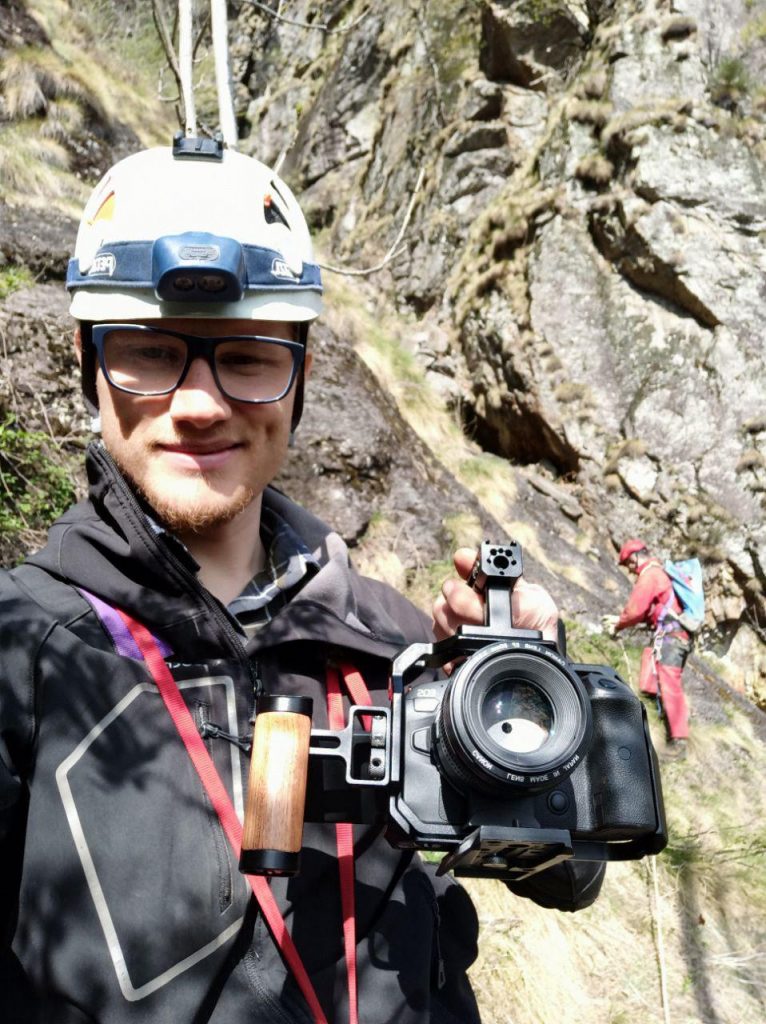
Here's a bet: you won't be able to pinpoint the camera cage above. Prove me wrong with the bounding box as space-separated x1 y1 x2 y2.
305 542 667 881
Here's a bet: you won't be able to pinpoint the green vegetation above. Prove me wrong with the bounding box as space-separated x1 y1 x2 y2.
404 556 455 612
554 380 589 404
0 416 77 554
565 617 644 680
743 10 766 44
711 55 751 108
518 0 575 25
0 265 34 301
442 511 484 550
77 0 168 76
419 0 481 100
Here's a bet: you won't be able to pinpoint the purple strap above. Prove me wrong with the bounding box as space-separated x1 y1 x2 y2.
79 588 172 660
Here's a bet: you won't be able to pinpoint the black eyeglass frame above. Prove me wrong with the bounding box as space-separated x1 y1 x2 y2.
90 323 306 404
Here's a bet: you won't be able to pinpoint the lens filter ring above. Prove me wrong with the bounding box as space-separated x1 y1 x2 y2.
434 641 592 795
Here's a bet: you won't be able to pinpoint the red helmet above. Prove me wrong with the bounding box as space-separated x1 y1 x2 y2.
618 538 648 564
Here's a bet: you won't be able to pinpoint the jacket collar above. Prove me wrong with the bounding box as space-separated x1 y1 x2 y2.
26 442 408 659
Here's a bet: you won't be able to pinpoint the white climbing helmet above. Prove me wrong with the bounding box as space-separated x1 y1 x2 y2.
67 136 322 322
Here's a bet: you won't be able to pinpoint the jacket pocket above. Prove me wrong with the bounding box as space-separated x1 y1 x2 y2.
192 699 233 913
55 672 249 1002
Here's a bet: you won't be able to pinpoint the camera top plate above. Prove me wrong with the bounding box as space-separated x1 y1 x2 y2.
463 540 541 639
467 541 523 595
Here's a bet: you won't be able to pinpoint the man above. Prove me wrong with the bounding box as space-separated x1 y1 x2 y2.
0 140 603 1023
605 538 691 756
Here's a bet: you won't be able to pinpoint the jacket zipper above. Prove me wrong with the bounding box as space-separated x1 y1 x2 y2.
194 701 234 912
200 721 252 754
94 445 258 692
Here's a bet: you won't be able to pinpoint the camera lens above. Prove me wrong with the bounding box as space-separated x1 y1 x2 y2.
481 680 553 754
434 642 592 795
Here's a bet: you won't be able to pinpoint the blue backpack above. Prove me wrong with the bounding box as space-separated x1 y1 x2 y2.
663 558 705 633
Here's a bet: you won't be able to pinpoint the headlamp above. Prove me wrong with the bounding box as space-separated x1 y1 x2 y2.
152 232 246 303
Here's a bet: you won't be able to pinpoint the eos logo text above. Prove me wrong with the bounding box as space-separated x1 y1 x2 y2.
88 253 116 276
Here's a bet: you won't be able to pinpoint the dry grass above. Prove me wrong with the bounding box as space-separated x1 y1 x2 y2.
0 47 93 117
0 121 85 211
0 3 170 209
575 153 615 187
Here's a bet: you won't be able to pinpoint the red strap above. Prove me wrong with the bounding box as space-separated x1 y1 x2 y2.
337 662 374 732
335 822 358 1024
324 664 374 1024
115 609 329 1024
326 666 360 1024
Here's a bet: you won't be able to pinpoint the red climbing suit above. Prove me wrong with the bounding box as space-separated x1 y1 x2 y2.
617 559 691 740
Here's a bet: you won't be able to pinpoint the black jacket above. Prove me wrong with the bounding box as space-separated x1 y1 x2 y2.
0 443 603 1023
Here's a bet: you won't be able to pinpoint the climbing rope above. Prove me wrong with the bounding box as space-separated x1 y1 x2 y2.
648 856 672 1024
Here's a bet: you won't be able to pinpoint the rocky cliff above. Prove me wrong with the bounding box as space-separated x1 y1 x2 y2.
223 0 766 707
1 4 766 1021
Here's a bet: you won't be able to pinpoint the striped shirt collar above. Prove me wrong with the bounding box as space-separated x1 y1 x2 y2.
227 505 319 636
146 505 318 637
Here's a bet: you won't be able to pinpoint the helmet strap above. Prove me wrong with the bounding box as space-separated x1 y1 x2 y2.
78 321 100 418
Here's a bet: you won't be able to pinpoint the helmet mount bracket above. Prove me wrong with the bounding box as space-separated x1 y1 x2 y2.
172 131 225 161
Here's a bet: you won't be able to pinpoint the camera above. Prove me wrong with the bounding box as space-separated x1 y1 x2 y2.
239 541 667 882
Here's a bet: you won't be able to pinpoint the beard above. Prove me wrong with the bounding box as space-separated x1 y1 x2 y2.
147 484 256 535
119 462 257 535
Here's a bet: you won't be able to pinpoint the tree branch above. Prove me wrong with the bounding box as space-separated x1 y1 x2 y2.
151 0 189 130
240 0 369 35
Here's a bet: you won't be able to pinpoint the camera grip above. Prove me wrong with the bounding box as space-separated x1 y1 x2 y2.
240 695 313 877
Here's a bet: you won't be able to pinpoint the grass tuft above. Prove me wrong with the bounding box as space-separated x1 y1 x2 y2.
0 264 34 301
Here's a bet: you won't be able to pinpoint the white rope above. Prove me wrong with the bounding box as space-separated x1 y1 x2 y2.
649 856 672 1024
178 0 197 135
318 167 425 277
617 635 634 688
210 0 238 146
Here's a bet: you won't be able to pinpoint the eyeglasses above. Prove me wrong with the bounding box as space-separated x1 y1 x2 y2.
90 324 305 404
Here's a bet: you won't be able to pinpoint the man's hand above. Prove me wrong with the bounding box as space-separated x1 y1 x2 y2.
601 614 619 637
432 547 559 643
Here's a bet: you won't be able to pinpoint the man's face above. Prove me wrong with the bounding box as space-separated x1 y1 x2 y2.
77 317 311 535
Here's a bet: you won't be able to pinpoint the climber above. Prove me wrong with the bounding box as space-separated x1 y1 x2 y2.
0 137 604 1024
603 538 692 757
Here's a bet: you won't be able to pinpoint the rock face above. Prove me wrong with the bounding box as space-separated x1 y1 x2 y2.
232 0 766 704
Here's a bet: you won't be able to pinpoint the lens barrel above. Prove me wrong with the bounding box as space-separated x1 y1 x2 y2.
434 642 592 795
